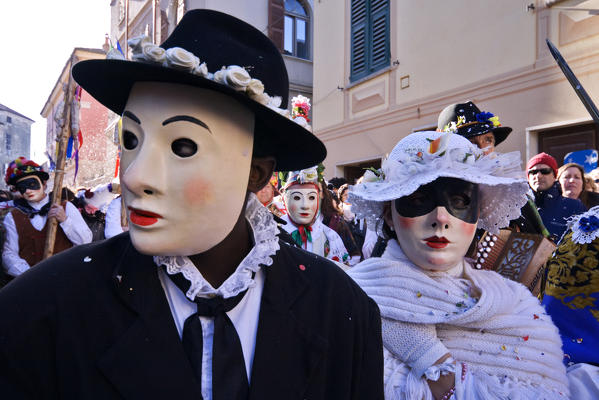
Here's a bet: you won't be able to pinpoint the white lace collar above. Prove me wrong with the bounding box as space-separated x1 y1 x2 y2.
153 193 280 299
568 205 599 244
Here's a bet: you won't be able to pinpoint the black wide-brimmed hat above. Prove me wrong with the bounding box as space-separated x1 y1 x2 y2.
72 9 325 171
437 101 512 146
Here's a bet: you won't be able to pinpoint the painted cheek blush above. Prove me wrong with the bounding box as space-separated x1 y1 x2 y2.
397 216 413 228
183 177 213 204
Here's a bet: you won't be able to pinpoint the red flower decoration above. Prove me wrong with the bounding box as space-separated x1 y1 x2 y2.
298 264 306 271
522 335 529 341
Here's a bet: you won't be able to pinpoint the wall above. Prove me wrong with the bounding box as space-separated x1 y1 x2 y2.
0 109 32 184
313 0 599 180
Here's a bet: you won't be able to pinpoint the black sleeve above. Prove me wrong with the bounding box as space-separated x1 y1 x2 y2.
353 297 384 400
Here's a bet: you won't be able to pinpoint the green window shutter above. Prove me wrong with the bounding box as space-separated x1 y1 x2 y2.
350 0 389 83
369 0 389 72
350 0 368 81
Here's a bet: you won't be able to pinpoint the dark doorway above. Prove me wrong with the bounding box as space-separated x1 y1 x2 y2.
538 123 598 166
343 159 382 185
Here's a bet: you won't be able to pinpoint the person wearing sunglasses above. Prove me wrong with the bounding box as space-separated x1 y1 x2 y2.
527 153 586 241
2 157 92 278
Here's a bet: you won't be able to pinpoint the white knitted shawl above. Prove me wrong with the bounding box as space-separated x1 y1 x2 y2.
348 240 569 397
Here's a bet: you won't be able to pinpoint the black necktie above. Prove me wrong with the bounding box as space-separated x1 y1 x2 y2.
164 269 250 400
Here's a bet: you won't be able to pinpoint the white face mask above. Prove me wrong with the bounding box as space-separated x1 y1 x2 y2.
392 205 477 272
120 82 254 256
284 184 320 225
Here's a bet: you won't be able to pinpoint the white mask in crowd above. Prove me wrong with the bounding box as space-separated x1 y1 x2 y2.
284 183 320 225
120 82 254 256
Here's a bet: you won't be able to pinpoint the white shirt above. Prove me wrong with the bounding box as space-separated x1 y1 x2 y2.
104 196 125 239
153 194 279 400
2 195 93 276
158 267 264 399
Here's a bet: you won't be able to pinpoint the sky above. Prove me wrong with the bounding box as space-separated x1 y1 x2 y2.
0 1 111 162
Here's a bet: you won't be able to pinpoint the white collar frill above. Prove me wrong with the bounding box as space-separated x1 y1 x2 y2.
348 239 569 395
154 193 280 300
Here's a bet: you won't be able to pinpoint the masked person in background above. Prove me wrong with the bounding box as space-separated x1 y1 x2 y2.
2 157 92 277
0 11 383 399
348 131 569 399
281 166 353 266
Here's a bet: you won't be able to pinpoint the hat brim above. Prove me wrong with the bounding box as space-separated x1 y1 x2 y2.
72 59 326 171
457 125 512 146
8 171 49 186
492 127 512 146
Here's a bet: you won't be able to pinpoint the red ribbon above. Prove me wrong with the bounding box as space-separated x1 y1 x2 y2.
298 225 312 246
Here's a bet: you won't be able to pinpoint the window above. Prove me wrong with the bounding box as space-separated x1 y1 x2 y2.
283 0 309 59
5 133 11 152
6 116 11 123
350 0 390 82
118 0 125 23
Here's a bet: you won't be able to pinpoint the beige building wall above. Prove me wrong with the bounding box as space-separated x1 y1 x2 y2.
314 0 599 180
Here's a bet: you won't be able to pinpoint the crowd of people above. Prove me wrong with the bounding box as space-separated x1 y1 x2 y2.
0 9 597 400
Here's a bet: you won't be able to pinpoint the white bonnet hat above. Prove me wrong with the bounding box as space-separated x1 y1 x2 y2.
349 131 529 234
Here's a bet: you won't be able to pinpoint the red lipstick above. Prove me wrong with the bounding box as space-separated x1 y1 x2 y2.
129 207 162 226
424 236 450 249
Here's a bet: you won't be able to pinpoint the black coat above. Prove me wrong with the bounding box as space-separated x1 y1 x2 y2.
0 233 383 400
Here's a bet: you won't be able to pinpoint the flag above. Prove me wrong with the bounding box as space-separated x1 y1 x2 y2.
116 40 125 57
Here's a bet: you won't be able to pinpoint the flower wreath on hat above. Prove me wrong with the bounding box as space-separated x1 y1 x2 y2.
349 131 530 234
109 35 314 133
5 157 49 186
441 111 502 134
283 164 325 191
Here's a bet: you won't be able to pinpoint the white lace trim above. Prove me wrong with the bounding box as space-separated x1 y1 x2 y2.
153 193 280 299
567 205 599 244
349 131 529 234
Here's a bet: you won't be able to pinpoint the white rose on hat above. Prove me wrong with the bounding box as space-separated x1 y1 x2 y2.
164 47 200 71
225 66 251 91
142 44 166 64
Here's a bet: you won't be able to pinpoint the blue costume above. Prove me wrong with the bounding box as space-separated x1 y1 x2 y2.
542 208 599 366
533 182 586 241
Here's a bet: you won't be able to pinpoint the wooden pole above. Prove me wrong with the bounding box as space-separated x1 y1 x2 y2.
42 55 76 260
120 195 128 229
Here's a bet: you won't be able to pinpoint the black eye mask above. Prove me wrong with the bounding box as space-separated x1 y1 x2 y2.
15 178 41 194
394 177 479 223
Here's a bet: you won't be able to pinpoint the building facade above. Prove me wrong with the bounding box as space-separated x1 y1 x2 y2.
41 48 119 190
109 0 314 115
0 104 33 188
313 0 599 182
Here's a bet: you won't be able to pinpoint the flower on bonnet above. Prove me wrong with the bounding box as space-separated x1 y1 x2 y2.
362 168 384 183
476 111 494 122
123 35 314 132
291 95 311 123
428 132 451 155
579 215 599 233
